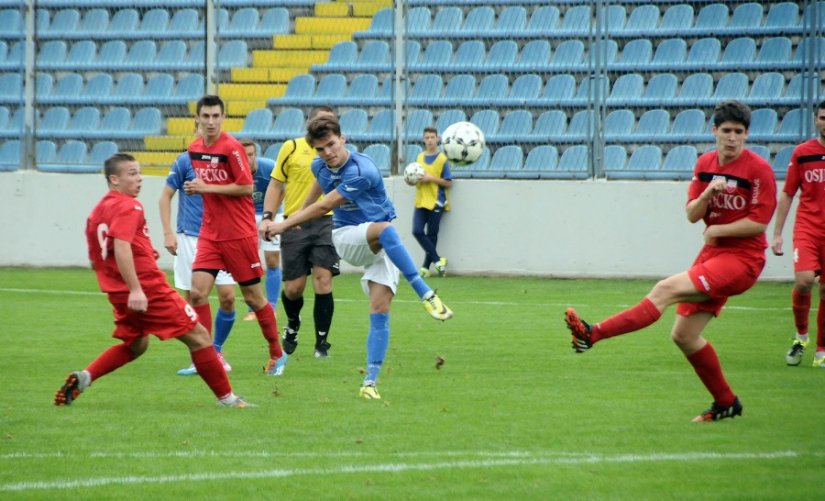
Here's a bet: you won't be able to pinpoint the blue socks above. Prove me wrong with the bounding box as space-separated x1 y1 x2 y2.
364 312 390 384
213 308 235 353
266 266 282 309
378 226 432 299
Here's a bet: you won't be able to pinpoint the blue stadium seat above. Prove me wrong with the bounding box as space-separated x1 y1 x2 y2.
38 107 70 136
2 108 24 138
510 74 542 104
37 40 67 68
558 5 591 36
415 40 452 71
634 109 670 142
36 73 53 101
0 9 23 37
776 109 810 141
96 40 127 69
674 73 713 106
357 40 389 70
486 145 524 178
237 108 273 139
409 74 443 106
606 73 643 106
362 144 390 176
483 40 516 70
454 40 486 71
749 145 771 163
523 145 559 178
685 37 721 69
0 74 22 104
0 139 20 171
549 40 584 69
603 109 635 142
108 9 139 35
1 41 23 70
36 139 58 164
615 39 652 69
216 8 230 32
362 109 394 142
538 74 576 106
793 37 825 67
603 145 627 171
315 73 347 100
405 7 431 36
626 145 662 171
526 5 559 35
712 72 749 102
110 73 143 103
516 40 550 68
0 106 9 130
226 7 259 36
138 9 169 36
475 74 508 106
557 145 589 175
66 40 95 67
728 3 763 34
462 6 494 36
440 75 475 107
623 5 659 37
142 74 174 104
88 141 119 165
763 2 800 35
218 40 248 68
531 110 567 142
81 73 114 103
46 9 80 36
661 145 698 172
801 1 825 28
96 107 131 138
772 145 794 177
132 107 161 136
281 74 315 104
659 4 694 36
125 40 156 67
587 39 617 67
263 143 280 160
754 37 792 69
404 144 422 165
650 38 686 69
566 75 609 107
49 73 82 103
176 73 204 101
364 8 392 36
40 140 90 173
344 74 379 105
157 41 187 69
258 8 288 35
694 3 728 34
169 8 200 37
496 109 532 143
495 6 527 34
599 5 626 33
747 72 785 106
566 110 595 142
271 108 305 138
405 109 433 139
339 109 368 137
430 7 463 36
0 41 7 62
670 109 708 142
78 9 109 36
404 40 421 67
469 109 499 139
719 37 756 68
748 108 779 142
323 41 357 70
436 109 466 135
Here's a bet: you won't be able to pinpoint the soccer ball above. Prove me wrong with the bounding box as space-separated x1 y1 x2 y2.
403 162 425 186
442 121 485 166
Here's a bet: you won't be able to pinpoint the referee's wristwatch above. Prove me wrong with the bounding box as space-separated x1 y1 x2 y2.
262 211 274 221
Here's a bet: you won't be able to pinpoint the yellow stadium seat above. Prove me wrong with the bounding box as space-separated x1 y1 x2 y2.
295 17 371 35
273 35 314 49
315 2 350 17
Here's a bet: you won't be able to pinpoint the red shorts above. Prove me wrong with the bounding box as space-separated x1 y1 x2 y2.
109 285 199 341
677 246 765 317
793 233 825 279
192 236 263 283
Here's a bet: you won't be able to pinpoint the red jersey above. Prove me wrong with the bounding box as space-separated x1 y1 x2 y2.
188 132 257 241
688 148 777 254
782 139 825 239
85 191 167 295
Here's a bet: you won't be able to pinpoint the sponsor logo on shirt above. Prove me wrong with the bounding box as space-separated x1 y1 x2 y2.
698 274 711 292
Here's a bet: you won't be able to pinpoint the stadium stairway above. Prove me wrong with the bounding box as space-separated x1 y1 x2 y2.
135 0 384 173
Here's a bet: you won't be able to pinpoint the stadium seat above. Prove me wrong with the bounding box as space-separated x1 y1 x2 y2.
531 110 567 141
659 4 694 36
279 74 315 104
38 107 70 136
226 7 259 36
46 9 80 36
549 40 584 70
62 107 101 138
315 73 347 100
634 109 670 142
510 74 542 104
526 5 559 34
685 37 721 69
415 40 452 71
169 8 200 37
237 108 273 139
125 40 156 68
801 1 825 28
557 145 589 175
461 6 494 36
475 74 508 106
404 40 421 67
323 41 357 70
661 145 698 172
772 145 794 177
603 109 635 142
96 107 131 138
404 144 422 165
142 74 174 104
763 2 800 35
339 109 368 137
218 40 248 68
728 3 763 34
712 72 749 102
749 144 771 163
79 73 114 104
495 6 527 34
357 40 389 70
1 41 23 71
558 5 591 36
263 143 280 160
650 38 686 69
1 108 23 138
587 39 618 67
516 40 550 69
599 4 626 33
175 73 205 102
455 40 486 71
748 108 779 142
96 40 127 69
271 108 305 138
88 141 119 165
487 145 525 179
405 109 433 139
523 145 559 178
430 7 463 37
603 145 627 171
108 9 139 35
0 106 8 130
777 108 810 140
0 9 23 37
606 73 643 106
156 41 188 70
37 40 67 68
0 139 20 171
364 8 392 36
719 37 756 68
670 109 708 141
409 74 443 106
66 40 96 67
39 140 89 173
746 73 785 107
779 73 823 106
77 9 109 37
258 8 288 35
496 109 533 143
615 39 652 69
139 9 169 36
436 109 466 135
623 5 659 37
793 37 825 67
362 109 394 142
405 7 432 36
362 144 390 176
754 37 793 69
674 73 713 106
35 73 53 101
440 74 476 107
567 75 610 107
566 110 595 142
694 3 728 34
469 109 499 139
344 74 379 105
132 107 162 136
36 139 57 164
626 145 662 171
483 40 516 71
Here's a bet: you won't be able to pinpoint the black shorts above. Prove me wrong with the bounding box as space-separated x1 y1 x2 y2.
281 216 340 281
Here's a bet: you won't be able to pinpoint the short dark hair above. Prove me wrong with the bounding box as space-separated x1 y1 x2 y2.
423 126 438 135
712 100 751 129
103 153 136 182
309 106 336 121
817 100 825 113
306 115 342 144
239 138 256 149
196 95 224 115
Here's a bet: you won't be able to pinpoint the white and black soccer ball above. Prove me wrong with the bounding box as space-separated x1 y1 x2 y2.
442 121 485 166
403 162 425 186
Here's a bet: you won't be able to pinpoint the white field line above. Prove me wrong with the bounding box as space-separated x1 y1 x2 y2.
0 450 813 492
0 287 794 311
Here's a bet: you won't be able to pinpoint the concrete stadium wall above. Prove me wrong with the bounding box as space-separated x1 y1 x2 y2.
0 170 794 281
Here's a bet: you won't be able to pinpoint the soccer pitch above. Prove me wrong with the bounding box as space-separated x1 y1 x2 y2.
1 268 821 499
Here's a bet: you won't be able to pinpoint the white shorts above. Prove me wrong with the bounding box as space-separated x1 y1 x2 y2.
332 223 399 296
256 213 283 252
173 234 235 291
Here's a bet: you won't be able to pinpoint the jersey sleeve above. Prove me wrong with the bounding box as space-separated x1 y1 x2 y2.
106 200 143 243
441 161 452 180
165 157 184 190
749 164 777 225
782 147 802 196
227 140 253 185
273 140 295 183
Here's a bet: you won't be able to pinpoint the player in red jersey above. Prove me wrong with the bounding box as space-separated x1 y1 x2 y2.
184 95 286 375
564 100 777 422
771 100 825 368
54 153 250 407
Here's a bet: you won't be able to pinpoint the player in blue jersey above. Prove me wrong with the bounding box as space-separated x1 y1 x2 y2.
159 147 237 375
240 139 283 321
262 114 453 399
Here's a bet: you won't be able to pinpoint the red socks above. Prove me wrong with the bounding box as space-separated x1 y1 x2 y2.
255 303 283 359
792 289 811 335
192 303 213 337
191 345 232 399
818 300 825 351
85 343 136 381
592 298 662 343
686 342 736 407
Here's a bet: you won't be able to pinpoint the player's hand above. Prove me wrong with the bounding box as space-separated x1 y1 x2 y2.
771 236 784 256
703 179 726 200
127 289 148 313
258 220 274 241
163 233 178 256
183 178 207 195
264 221 287 241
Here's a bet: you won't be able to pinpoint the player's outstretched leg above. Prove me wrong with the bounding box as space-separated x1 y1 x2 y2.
54 370 91 406
692 397 743 422
565 308 593 353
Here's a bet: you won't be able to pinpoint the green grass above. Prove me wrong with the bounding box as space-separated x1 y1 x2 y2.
0 268 821 499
